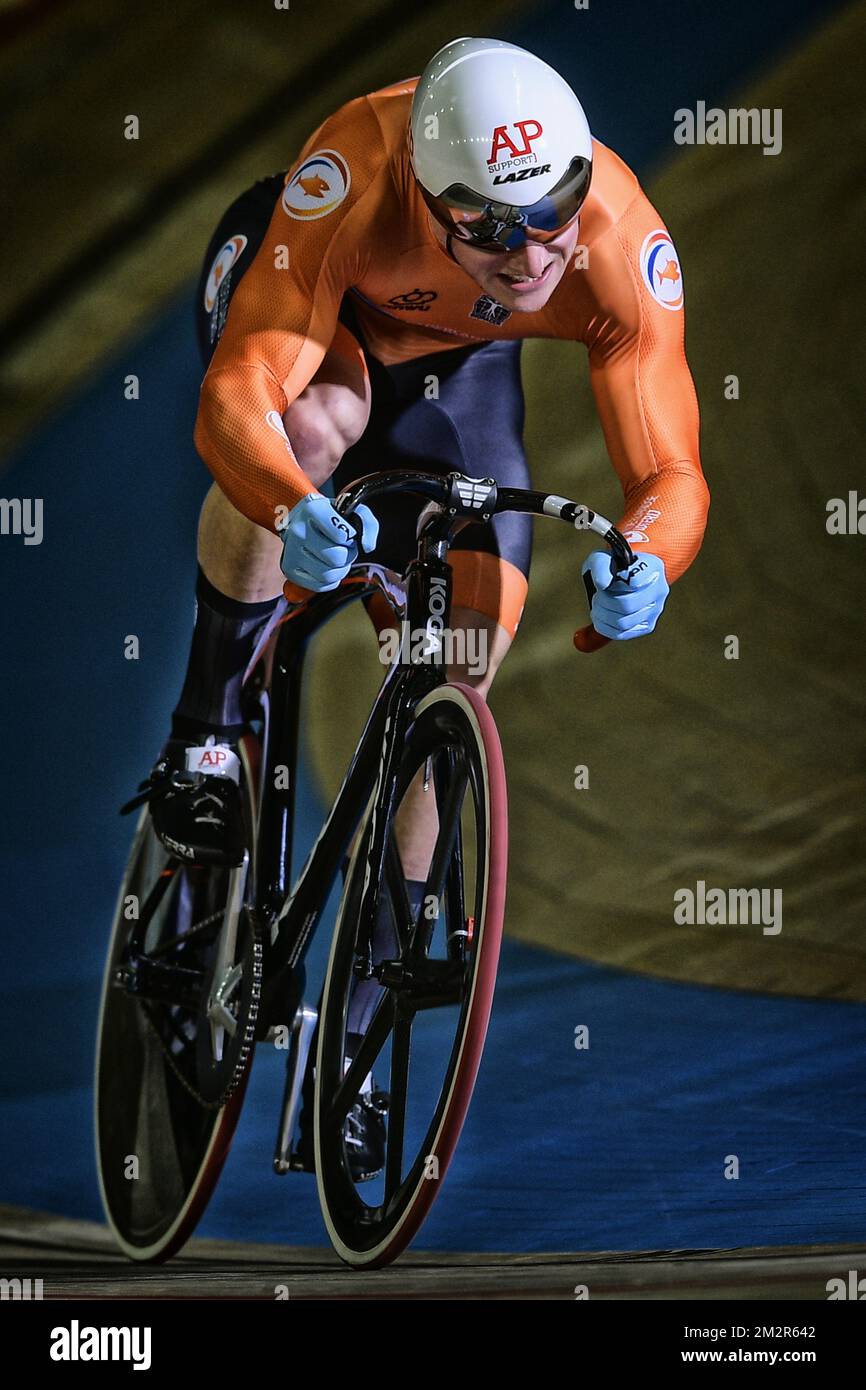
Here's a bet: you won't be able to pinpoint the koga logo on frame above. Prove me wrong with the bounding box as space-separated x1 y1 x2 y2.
50 1320 152 1370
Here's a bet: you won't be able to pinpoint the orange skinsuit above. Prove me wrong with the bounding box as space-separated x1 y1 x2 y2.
194 78 709 632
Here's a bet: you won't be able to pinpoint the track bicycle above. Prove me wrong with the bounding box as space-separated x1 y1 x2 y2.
95 469 634 1268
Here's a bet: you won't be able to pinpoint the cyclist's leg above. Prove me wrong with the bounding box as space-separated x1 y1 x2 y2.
177 325 369 749
148 182 370 862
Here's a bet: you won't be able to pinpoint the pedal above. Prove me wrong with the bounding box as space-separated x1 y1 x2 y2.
286 1149 315 1174
273 1002 318 1175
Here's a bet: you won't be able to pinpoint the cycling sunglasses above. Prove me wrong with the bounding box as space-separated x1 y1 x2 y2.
422 155 592 253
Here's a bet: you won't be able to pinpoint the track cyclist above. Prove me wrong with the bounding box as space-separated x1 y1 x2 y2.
123 36 709 1180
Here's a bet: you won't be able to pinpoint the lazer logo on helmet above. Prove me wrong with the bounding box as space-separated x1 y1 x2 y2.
487 120 544 166
492 162 551 187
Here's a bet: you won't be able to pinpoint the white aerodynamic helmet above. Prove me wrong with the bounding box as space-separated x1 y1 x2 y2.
410 36 593 252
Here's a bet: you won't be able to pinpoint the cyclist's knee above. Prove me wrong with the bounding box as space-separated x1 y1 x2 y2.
283 383 368 488
447 607 512 696
446 556 525 695
198 482 284 600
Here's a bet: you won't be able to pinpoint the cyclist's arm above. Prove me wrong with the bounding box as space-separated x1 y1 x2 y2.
193 98 383 533
582 190 708 583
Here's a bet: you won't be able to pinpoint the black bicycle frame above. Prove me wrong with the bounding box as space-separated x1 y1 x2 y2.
254 501 457 1030
250 470 635 1031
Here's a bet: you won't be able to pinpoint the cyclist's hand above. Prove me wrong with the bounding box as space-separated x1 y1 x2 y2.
279 493 378 592
576 550 669 646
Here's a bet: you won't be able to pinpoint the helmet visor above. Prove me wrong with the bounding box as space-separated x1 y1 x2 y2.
422 155 592 253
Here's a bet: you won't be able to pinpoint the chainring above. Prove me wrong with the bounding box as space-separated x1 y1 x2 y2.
141 905 262 1110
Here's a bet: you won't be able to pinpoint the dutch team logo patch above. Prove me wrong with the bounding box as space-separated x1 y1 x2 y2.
640 229 684 311
203 234 247 312
282 151 351 220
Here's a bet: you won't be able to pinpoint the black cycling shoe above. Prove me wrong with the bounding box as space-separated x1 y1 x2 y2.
120 735 246 867
295 1068 390 1183
343 1086 389 1182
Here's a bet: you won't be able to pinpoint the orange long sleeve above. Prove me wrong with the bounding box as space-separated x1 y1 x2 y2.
193 97 387 532
583 188 708 582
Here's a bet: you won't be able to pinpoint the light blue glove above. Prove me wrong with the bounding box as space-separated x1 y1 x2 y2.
279 493 379 591
581 550 669 640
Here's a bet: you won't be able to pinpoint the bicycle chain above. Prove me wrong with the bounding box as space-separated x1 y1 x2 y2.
139 913 263 1111
148 905 225 958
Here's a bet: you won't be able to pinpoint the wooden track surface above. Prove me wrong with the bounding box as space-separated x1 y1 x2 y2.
1 1205 860 1299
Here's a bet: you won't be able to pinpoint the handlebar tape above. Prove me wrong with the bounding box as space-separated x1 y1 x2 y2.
573 565 611 653
573 624 611 653
282 578 312 604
